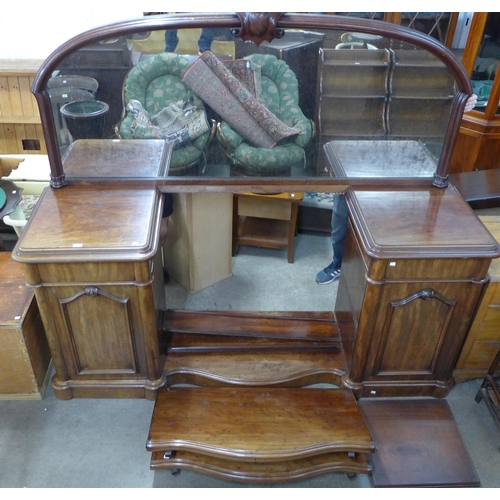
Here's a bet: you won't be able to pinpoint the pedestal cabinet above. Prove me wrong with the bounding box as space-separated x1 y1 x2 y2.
335 186 500 398
12 184 165 400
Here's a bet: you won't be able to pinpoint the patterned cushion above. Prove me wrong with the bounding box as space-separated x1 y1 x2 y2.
118 52 210 168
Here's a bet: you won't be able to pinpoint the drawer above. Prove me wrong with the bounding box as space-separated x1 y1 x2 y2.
238 196 294 221
369 258 484 282
36 260 149 285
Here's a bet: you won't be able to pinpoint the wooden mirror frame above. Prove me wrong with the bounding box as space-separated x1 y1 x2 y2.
31 12 473 191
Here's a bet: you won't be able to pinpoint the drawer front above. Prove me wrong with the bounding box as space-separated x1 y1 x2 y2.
372 258 486 282
238 196 292 221
36 261 147 285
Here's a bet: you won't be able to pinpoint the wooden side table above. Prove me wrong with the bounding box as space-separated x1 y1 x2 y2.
233 192 303 263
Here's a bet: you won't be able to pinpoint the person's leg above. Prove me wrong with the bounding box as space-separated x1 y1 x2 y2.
198 28 215 53
330 193 348 269
164 30 179 52
160 193 174 282
316 193 348 284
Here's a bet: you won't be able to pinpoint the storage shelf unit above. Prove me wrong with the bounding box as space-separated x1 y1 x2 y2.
316 48 455 142
0 60 46 154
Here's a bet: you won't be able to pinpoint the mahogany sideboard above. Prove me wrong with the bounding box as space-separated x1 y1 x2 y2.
17 11 496 486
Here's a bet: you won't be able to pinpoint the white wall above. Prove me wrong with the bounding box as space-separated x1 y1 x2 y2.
0 5 143 60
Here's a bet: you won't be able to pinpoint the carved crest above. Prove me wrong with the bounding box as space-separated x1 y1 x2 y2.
232 12 284 45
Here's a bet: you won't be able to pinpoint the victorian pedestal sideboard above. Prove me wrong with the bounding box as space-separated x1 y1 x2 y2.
22 10 494 487
12 183 165 400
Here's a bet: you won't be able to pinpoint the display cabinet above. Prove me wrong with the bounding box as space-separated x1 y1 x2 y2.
16 13 494 485
451 12 500 172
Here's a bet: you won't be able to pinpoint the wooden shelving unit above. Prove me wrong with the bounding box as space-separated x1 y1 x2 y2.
0 59 46 154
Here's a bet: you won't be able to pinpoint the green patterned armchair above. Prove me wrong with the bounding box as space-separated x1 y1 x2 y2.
116 52 213 175
217 53 312 176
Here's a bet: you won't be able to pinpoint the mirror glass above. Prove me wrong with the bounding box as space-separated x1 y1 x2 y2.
44 25 460 182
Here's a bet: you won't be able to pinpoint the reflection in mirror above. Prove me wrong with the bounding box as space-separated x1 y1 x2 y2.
471 13 500 113
44 23 461 183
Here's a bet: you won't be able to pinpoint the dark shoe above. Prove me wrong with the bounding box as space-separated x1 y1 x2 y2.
316 261 341 285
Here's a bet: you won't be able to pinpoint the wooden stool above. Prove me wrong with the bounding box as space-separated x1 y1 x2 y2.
0 253 51 399
233 192 303 263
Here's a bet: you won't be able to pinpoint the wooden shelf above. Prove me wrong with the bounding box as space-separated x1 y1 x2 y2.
237 216 289 250
162 310 346 387
0 116 41 125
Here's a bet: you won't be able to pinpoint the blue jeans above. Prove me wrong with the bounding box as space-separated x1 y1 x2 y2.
164 30 179 52
165 28 231 53
331 194 348 268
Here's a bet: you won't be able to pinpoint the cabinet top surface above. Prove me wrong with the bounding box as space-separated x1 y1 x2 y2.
12 184 161 263
62 139 172 180
348 186 500 259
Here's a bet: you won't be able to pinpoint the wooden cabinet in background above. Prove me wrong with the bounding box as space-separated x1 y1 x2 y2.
451 12 500 173
455 216 500 380
0 253 51 399
0 60 46 155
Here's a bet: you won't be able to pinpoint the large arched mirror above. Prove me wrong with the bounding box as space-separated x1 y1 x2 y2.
32 13 472 191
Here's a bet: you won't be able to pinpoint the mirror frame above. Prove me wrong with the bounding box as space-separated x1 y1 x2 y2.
31 12 473 192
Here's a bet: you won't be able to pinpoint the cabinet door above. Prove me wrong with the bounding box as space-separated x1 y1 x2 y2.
355 280 483 385
44 284 149 380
